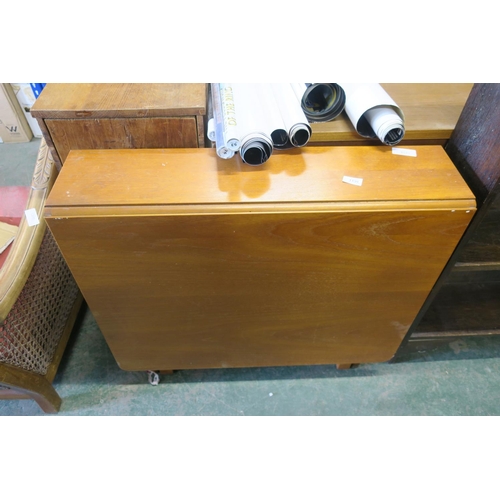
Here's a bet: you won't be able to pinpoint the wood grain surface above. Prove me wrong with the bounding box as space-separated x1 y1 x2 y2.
31 83 207 118
309 83 473 145
46 146 475 212
442 83 500 266
44 146 476 371
46 117 200 164
31 84 208 167
445 83 500 195
46 209 474 371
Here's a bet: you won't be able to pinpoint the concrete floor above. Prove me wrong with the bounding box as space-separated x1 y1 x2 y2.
1 138 500 416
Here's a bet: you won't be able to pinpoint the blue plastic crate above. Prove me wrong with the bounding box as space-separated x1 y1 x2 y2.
29 83 46 98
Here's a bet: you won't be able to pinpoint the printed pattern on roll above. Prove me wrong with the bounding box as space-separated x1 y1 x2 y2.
211 83 234 159
219 84 240 151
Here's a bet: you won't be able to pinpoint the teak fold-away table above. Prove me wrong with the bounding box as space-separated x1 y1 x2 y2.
44 146 475 373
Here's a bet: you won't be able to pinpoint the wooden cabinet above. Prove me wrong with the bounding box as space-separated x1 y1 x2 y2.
402 84 500 348
31 84 208 169
44 146 475 372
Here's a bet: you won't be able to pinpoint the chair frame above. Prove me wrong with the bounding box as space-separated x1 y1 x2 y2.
0 138 82 413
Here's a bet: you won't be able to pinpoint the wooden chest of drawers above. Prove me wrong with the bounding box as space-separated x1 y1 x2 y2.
31 84 207 169
44 146 475 372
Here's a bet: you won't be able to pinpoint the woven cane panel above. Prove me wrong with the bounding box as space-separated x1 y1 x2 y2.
0 229 79 375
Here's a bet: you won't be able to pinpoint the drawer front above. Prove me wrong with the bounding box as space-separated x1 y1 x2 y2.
46 116 200 164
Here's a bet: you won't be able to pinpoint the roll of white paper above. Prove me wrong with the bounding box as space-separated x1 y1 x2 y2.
271 83 311 147
230 83 273 165
291 83 308 103
211 83 234 159
364 106 404 146
207 118 215 142
340 83 405 145
255 83 288 147
219 83 240 151
239 132 273 166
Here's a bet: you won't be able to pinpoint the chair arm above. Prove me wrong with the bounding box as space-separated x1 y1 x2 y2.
0 138 58 321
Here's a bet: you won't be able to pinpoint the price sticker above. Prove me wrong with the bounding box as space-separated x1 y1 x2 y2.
392 147 417 157
25 208 40 227
342 175 363 186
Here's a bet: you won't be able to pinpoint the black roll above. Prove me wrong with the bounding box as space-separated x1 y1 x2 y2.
301 83 346 122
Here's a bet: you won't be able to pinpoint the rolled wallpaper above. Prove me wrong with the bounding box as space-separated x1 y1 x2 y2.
210 83 405 159
229 83 274 165
270 83 311 148
207 118 215 142
211 83 312 165
299 83 346 122
219 83 240 151
211 83 235 159
340 83 405 145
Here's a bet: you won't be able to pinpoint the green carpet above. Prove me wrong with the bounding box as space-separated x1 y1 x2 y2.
2 305 500 415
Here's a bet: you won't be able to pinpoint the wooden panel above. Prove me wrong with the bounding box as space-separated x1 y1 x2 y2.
448 269 500 283
440 85 500 265
45 146 476 211
31 83 207 118
456 204 500 264
309 83 473 145
414 280 500 335
445 83 500 197
400 84 500 349
196 114 206 147
45 117 199 164
46 209 474 371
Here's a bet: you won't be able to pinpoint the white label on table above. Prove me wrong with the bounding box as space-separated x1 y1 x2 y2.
342 175 363 186
392 147 417 157
25 208 40 226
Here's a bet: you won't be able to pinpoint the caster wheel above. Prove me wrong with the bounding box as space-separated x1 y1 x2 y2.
147 370 160 386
